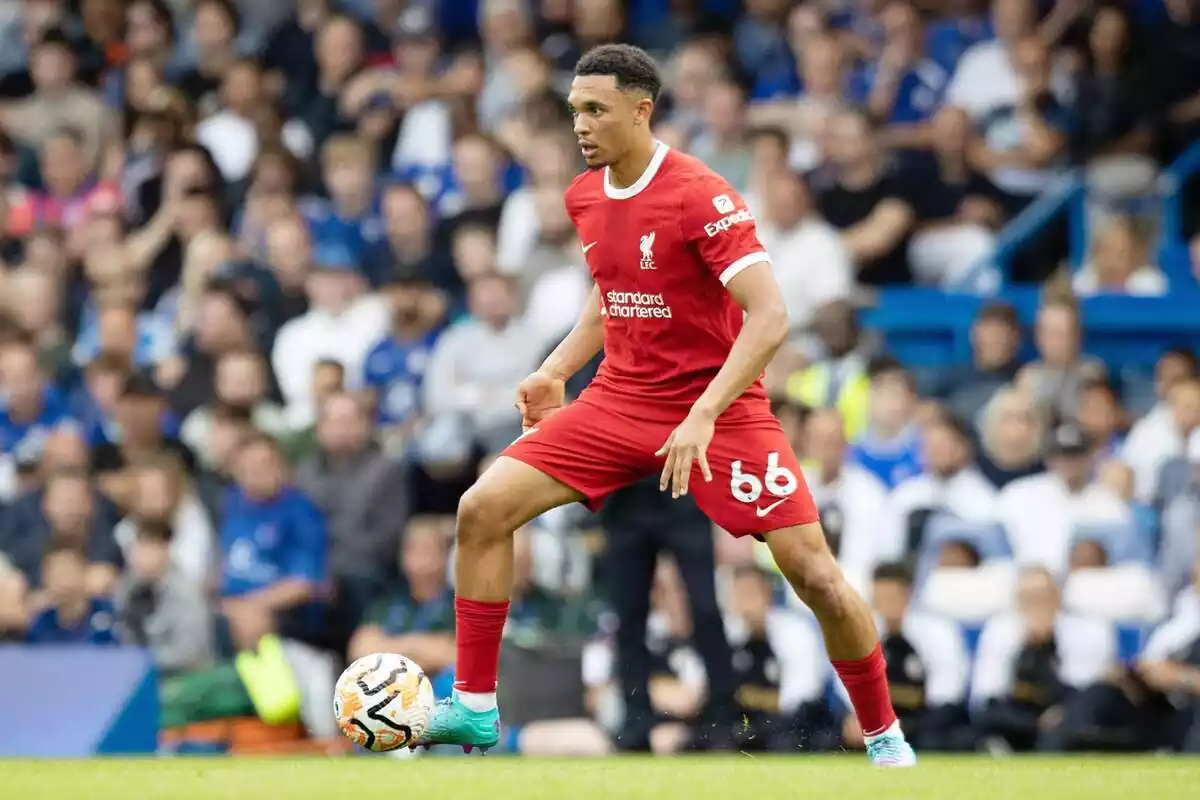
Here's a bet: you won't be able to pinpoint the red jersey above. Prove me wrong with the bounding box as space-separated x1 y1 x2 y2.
564 142 772 421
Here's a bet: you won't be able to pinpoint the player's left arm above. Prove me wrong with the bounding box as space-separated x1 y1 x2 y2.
686 180 789 421
694 264 788 420
656 181 789 497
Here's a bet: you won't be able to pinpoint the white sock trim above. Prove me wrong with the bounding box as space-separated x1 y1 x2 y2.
864 720 902 742
454 690 497 712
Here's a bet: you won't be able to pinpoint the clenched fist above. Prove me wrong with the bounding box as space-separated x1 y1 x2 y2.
515 371 566 431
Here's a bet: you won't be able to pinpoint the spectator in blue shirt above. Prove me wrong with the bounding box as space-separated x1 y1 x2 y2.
71 298 177 370
0 464 124 599
851 2 950 143
70 353 133 447
0 339 76 461
300 133 385 265
925 0 993 71
849 357 924 488
25 542 119 646
363 183 455 293
363 274 444 437
220 432 328 651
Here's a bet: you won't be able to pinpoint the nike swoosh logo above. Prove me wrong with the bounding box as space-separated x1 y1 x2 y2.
755 498 787 518
582 242 597 254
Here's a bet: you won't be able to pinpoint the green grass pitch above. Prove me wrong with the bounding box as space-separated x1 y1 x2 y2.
4 755 1200 799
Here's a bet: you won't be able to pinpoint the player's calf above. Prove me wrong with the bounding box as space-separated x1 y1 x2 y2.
764 523 915 766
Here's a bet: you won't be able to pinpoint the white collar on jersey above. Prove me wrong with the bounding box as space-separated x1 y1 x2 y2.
603 140 670 200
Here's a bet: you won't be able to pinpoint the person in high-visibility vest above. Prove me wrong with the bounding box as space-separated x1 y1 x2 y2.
785 300 872 439
786 361 871 441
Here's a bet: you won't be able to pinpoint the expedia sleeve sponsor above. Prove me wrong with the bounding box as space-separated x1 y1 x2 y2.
704 208 755 238
603 290 673 318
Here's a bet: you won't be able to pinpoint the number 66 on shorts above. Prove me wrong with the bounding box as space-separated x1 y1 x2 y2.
686 425 818 537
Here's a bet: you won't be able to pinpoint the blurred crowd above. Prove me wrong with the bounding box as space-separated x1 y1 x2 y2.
0 0 1198 757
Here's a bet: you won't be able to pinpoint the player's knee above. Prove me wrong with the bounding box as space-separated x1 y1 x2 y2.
773 533 846 615
456 482 512 542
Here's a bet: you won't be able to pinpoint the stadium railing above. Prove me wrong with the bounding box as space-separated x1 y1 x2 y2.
955 141 1200 292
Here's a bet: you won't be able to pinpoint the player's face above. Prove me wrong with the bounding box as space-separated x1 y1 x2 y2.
568 75 651 168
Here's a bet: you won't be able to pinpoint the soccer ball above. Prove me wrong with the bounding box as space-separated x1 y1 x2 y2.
334 653 436 752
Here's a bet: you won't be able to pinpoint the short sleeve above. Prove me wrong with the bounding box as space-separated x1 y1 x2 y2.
681 174 771 286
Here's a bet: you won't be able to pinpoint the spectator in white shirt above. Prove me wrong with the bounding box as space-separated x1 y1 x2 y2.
757 170 853 337
271 243 390 429
1072 216 1168 297
799 408 889 592
423 273 543 456
945 0 1072 125
520 187 591 353
113 453 214 591
1124 372 1200 504
999 421 1134 575
971 567 1117 751
838 563 973 751
877 413 999 566
495 131 578 276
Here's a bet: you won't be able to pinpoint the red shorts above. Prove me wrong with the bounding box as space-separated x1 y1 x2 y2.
501 394 819 537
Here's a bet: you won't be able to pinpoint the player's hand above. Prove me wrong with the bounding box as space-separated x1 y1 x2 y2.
655 409 715 498
515 370 566 430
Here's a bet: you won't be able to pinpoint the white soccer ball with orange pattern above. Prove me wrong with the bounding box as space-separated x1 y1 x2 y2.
334 653 436 751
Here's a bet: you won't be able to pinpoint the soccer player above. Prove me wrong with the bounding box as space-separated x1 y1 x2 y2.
415 44 915 766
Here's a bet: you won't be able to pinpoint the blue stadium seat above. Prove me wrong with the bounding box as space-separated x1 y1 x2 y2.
915 515 1012 588
1070 521 1154 566
864 289 1200 370
1062 566 1168 663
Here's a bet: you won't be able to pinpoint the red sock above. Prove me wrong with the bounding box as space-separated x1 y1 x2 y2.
453 597 510 693
831 643 897 736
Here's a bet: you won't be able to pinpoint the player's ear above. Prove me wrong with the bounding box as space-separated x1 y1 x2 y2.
634 97 654 126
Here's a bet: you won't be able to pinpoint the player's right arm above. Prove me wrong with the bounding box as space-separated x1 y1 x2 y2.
539 284 604 381
516 284 604 429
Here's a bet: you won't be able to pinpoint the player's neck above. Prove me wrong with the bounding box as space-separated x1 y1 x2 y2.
607 136 660 190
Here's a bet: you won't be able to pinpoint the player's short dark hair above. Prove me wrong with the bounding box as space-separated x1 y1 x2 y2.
574 44 663 101
872 562 914 587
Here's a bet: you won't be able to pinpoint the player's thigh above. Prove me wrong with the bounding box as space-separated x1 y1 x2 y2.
690 421 819 538
461 455 586 534
478 399 653 526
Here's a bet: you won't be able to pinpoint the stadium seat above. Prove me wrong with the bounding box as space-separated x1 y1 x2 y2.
1070 521 1155 566
1063 566 1168 663
1062 566 1168 625
914 515 1012 587
917 563 1017 625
